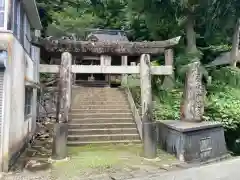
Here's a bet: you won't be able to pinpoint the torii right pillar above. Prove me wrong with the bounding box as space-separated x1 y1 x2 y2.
140 54 157 159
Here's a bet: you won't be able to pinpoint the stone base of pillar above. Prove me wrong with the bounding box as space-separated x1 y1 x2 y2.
52 123 68 160
157 120 228 163
143 121 157 159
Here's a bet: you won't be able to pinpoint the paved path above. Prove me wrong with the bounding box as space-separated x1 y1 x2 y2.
129 157 240 180
3 157 240 180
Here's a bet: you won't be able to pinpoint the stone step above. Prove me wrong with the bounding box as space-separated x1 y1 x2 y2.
70 105 129 110
68 134 140 141
68 123 137 129
70 117 134 124
73 86 122 89
72 89 124 93
74 81 109 87
68 128 138 135
70 113 132 119
72 97 127 103
72 101 129 106
72 87 123 91
67 140 142 146
73 93 126 96
73 92 125 95
73 91 124 95
73 93 122 95
74 93 124 96
71 109 131 113
72 93 125 98
73 88 123 91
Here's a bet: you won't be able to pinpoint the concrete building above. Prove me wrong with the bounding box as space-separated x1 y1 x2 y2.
0 0 42 171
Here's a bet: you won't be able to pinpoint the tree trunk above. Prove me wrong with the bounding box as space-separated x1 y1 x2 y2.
32 36 181 56
185 14 198 54
231 18 240 67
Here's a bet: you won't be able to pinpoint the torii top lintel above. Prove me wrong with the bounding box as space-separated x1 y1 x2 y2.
32 36 181 56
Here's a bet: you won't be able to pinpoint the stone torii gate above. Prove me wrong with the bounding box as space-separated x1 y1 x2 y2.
34 36 181 159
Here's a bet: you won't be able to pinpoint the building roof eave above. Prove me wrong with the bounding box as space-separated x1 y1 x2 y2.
22 0 42 30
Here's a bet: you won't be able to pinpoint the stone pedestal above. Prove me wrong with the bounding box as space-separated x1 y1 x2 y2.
157 120 228 163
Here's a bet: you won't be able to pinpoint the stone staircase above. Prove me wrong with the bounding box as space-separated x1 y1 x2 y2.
67 84 141 146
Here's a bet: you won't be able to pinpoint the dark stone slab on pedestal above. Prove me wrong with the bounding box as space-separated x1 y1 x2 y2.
157 120 228 163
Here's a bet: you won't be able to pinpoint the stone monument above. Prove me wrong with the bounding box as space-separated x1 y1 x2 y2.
157 61 228 163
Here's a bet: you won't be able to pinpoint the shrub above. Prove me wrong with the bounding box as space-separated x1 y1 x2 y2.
153 89 181 120
210 67 240 88
205 81 240 152
205 82 240 130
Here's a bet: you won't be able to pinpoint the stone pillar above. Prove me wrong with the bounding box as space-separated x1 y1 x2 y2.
131 62 137 79
100 55 111 85
121 56 128 85
72 56 76 85
180 61 204 122
131 62 136 66
52 123 68 160
52 52 72 160
100 55 104 66
162 49 174 89
140 54 157 159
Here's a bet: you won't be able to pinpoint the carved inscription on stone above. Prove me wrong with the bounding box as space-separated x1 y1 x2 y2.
181 61 205 122
200 137 212 159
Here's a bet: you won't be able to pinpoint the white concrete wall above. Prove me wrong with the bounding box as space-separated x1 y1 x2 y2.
31 45 40 132
0 32 40 171
7 34 38 158
0 32 12 171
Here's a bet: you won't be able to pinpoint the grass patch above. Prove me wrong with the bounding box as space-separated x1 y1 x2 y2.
53 144 142 170
51 144 143 178
51 144 178 179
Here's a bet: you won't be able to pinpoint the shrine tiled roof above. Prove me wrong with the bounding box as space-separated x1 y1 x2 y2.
86 30 129 42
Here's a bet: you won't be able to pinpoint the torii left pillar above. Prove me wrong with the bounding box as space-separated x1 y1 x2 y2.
52 52 72 160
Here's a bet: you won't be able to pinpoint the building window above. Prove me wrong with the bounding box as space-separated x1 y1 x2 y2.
16 0 21 39
25 87 33 116
0 0 4 27
24 13 31 53
12 0 17 34
20 2 24 43
15 0 24 43
12 0 34 56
